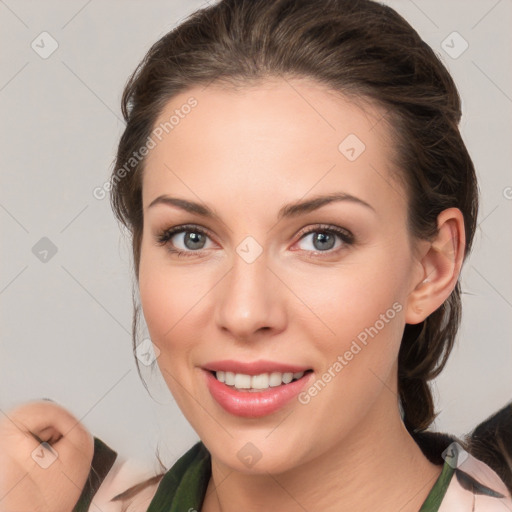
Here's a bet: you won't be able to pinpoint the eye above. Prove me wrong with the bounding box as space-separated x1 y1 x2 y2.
155 223 355 259
155 224 214 257
294 224 354 256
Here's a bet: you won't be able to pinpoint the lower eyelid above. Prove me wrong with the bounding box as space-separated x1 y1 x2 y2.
163 230 213 250
156 225 354 255
294 232 352 255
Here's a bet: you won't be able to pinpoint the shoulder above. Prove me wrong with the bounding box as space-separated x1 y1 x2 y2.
95 441 210 511
89 456 164 512
141 441 211 511
438 441 512 512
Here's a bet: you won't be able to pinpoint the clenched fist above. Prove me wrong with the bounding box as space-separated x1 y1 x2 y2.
0 399 94 512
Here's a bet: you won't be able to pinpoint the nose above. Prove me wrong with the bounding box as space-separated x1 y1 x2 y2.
215 249 287 342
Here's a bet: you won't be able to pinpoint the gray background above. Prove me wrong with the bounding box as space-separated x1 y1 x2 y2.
1 0 511 470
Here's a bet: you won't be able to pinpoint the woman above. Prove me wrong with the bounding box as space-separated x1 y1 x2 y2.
1 0 510 511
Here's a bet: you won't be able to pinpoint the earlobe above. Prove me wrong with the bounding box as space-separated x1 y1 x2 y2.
405 208 466 324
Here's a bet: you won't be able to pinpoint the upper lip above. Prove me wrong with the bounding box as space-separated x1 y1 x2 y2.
202 359 312 375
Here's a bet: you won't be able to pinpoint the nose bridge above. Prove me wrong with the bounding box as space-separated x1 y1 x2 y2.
215 243 285 338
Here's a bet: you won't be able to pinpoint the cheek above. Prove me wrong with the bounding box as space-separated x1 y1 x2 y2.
138 245 213 396
138 266 190 404
288 244 411 418
291 267 406 447
139 245 196 341
290 249 410 352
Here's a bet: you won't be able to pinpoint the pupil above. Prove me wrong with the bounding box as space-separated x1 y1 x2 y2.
185 232 205 250
314 232 334 251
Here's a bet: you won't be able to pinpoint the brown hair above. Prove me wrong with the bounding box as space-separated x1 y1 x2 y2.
110 0 478 435
465 402 512 494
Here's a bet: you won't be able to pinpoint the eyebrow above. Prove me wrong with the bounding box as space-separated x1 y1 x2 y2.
147 192 375 220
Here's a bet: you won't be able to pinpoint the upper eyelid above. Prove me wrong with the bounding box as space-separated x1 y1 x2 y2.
156 224 213 243
157 223 353 248
297 224 352 238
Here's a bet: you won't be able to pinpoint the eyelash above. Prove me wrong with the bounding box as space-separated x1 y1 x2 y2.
155 223 355 259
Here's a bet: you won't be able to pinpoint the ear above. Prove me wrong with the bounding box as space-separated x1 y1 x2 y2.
405 207 466 324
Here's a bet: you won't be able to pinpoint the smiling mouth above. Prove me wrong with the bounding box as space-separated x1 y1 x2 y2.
208 369 314 392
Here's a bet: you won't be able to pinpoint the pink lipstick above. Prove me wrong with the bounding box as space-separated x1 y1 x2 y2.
202 360 314 418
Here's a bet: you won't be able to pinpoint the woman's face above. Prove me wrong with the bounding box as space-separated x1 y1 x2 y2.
138 78 425 473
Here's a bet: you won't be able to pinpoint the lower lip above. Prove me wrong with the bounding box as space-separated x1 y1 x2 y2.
203 370 313 418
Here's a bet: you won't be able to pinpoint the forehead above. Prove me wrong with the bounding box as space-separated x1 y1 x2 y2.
142 77 405 219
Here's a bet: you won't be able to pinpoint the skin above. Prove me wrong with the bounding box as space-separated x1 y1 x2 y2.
138 77 465 512
0 400 94 512
0 401 162 512
0 78 465 512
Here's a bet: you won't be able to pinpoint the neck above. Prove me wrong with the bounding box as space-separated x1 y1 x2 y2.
203 389 442 512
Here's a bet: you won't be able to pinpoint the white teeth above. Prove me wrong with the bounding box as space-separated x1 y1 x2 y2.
234 373 251 389
214 370 306 390
269 372 282 387
251 373 269 389
282 372 293 384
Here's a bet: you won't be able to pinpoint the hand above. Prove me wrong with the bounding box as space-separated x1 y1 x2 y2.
0 399 94 512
